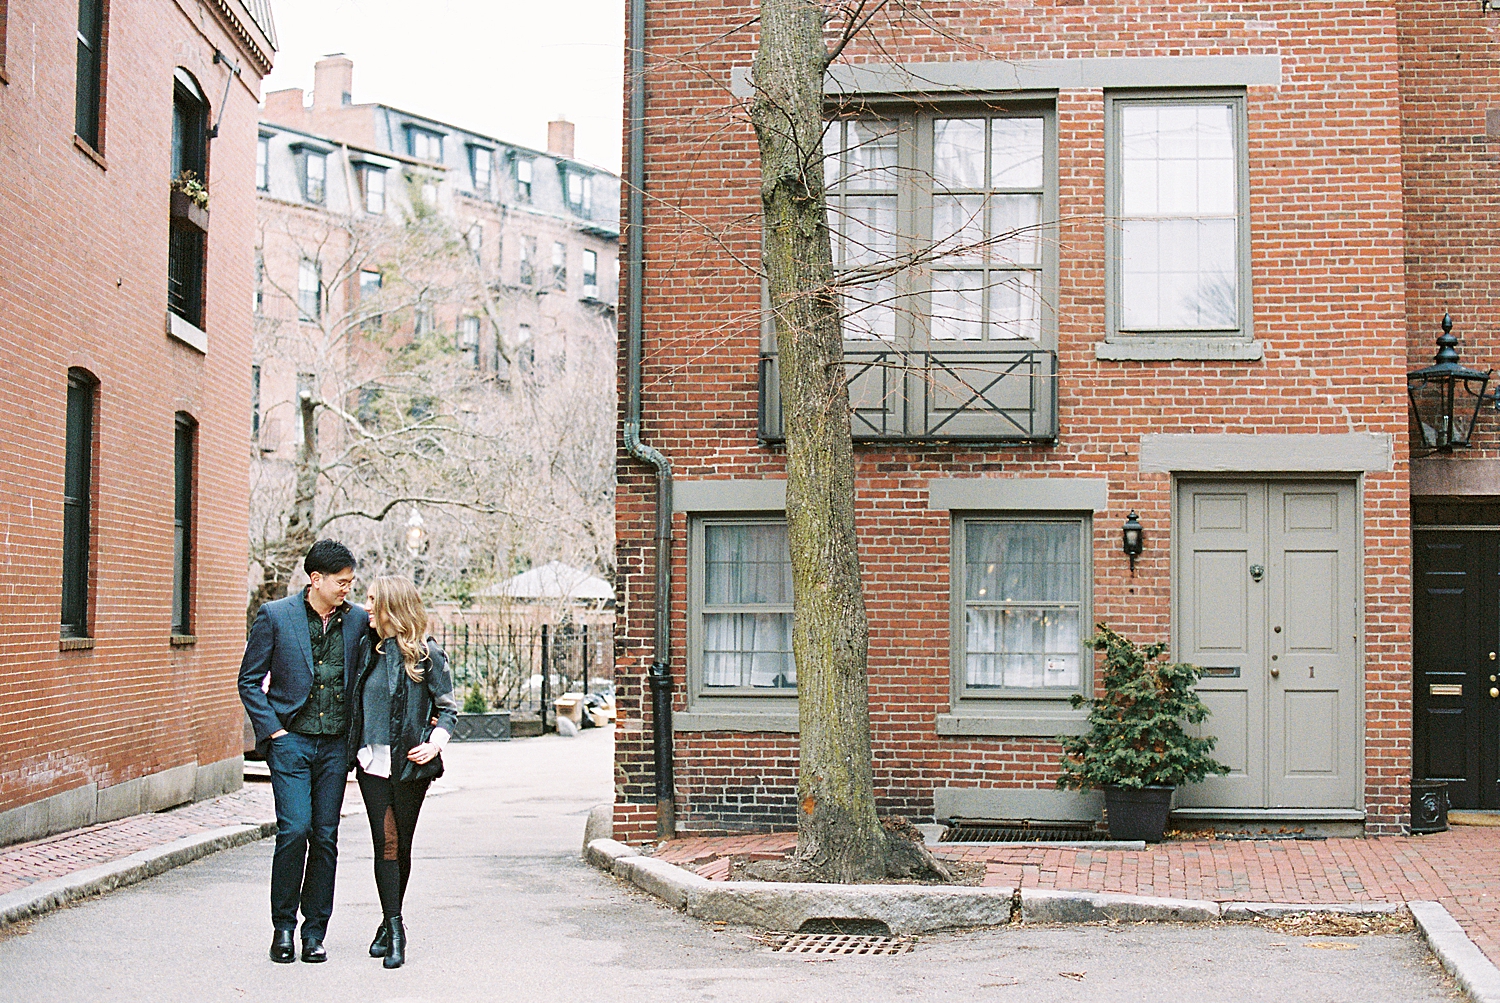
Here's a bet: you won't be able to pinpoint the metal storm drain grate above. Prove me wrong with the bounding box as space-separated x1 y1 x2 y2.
764 933 915 956
940 818 1111 843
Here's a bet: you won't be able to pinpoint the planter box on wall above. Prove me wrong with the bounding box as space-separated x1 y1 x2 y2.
451 711 511 742
169 189 210 231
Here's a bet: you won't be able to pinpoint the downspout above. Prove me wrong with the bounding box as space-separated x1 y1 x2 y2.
623 0 676 839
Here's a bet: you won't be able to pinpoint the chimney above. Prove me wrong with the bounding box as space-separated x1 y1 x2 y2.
263 88 306 126
547 118 575 160
313 54 354 111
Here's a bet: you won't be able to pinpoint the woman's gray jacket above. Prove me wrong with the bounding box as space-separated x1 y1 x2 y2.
347 631 460 782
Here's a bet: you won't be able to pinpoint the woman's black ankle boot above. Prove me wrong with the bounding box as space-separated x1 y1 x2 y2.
383 916 406 969
369 919 391 958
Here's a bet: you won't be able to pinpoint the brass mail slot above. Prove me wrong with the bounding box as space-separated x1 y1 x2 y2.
1201 666 1241 678
1430 684 1463 697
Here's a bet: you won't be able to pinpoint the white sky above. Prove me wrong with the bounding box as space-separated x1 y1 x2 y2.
262 0 625 171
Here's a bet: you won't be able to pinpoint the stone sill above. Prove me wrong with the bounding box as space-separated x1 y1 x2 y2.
935 711 1088 737
1094 338 1264 361
59 637 95 651
170 634 198 647
673 711 798 733
166 312 207 354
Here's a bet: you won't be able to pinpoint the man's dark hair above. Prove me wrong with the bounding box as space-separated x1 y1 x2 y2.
303 539 356 577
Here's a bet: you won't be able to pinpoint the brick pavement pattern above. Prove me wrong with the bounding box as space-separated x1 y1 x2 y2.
652 828 1500 965
0 786 275 896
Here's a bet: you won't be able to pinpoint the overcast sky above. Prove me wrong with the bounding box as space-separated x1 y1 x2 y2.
263 0 625 171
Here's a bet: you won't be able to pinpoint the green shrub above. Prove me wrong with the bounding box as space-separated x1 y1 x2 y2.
1056 624 1230 791
462 685 488 714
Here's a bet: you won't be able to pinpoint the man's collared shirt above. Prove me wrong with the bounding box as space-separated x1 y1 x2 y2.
288 590 347 736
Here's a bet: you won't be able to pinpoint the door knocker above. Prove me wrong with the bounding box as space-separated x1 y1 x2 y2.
1249 564 1265 582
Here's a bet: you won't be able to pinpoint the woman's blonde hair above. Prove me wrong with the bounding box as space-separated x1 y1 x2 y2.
369 575 429 682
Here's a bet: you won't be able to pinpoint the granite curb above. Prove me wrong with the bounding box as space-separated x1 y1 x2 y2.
0 821 277 928
1410 900 1500 1003
585 834 1500 998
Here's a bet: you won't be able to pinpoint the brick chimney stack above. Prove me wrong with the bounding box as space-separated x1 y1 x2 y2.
313 54 354 111
548 118 576 160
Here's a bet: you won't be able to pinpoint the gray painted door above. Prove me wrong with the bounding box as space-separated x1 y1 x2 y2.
1175 481 1361 810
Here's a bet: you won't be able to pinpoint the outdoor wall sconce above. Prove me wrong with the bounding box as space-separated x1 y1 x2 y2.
1407 313 1494 454
1122 511 1144 574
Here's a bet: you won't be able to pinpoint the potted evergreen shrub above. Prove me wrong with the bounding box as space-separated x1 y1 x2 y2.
1056 625 1229 842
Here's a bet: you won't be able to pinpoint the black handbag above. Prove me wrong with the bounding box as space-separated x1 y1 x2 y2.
404 640 445 781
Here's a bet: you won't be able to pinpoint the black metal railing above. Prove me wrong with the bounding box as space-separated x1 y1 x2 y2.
167 221 205 327
758 348 1058 443
431 621 613 729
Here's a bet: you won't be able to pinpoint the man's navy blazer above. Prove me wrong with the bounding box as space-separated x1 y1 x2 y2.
238 591 370 755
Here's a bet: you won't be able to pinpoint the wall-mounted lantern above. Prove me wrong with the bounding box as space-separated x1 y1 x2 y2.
1123 511 1144 574
1407 313 1494 453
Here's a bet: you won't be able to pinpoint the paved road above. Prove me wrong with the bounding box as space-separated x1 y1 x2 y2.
0 730 1461 1002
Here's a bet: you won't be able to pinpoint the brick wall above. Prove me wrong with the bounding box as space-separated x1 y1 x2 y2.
0 0 267 822
616 2 1416 841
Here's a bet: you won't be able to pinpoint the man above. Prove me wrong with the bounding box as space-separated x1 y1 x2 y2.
239 539 368 964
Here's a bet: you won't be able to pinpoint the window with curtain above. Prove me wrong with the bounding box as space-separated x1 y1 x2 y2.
697 520 796 692
1109 94 1246 338
959 518 1086 694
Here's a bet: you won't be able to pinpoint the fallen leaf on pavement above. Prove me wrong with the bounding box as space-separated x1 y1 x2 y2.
1305 942 1356 950
1060 971 1087 981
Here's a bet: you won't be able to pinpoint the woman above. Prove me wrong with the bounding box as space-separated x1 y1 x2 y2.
348 575 459 969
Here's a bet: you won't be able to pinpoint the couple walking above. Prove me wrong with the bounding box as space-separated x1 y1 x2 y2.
238 539 460 969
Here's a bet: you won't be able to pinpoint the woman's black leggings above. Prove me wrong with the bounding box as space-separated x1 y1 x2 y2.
356 770 432 918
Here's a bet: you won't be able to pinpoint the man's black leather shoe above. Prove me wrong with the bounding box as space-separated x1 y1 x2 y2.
369 920 391 958
269 929 296 964
301 939 328 963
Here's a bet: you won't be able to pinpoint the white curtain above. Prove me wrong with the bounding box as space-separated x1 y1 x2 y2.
964 522 1080 689
703 525 795 688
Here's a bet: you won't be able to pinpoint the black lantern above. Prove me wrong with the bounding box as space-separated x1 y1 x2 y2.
1122 511 1144 573
1407 313 1494 453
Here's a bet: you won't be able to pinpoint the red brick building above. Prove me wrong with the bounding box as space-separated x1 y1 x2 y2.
0 0 275 843
616 4 1500 841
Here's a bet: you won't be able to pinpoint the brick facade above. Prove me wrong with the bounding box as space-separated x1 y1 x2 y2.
613 4 1459 842
0 0 272 842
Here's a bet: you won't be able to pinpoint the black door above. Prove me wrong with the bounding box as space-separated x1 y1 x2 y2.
1413 530 1500 809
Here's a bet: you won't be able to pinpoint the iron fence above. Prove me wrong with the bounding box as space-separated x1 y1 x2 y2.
431 621 613 727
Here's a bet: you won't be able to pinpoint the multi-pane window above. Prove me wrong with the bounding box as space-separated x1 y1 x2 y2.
957 518 1087 695
364 167 385 214
515 157 533 200
359 269 382 328
458 316 481 367
566 170 591 213
256 136 269 190
551 241 567 290
696 520 796 691
171 72 207 181
582 249 599 299
409 128 442 162
75 0 105 150
519 236 535 286
470 146 491 192
1109 94 1246 337
823 111 1052 346
303 152 326 203
62 370 96 638
297 259 320 321
172 413 195 636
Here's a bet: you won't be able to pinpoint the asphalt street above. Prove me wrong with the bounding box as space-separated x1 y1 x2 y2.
0 729 1462 1002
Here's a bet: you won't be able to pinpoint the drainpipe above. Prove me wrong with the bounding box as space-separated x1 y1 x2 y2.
623 0 676 840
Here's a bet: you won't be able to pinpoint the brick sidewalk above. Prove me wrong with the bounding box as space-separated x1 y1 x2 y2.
654 827 1500 964
0 784 276 896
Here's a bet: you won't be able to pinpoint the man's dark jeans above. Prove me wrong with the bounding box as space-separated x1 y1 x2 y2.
266 732 347 939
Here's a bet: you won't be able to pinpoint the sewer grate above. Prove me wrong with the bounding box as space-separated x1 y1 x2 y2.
763 933 915 956
940 818 1111 843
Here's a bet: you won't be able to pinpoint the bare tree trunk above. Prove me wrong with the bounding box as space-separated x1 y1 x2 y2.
750 0 884 883
248 393 320 623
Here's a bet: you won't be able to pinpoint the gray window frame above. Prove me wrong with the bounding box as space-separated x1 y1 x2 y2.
686 514 798 716
1103 88 1252 345
819 100 1060 353
948 511 1093 721
301 150 326 204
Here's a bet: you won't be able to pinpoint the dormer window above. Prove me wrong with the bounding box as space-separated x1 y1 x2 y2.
565 170 591 213
363 166 386 214
408 127 443 162
515 157 533 201
470 145 492 194
299 151 327 203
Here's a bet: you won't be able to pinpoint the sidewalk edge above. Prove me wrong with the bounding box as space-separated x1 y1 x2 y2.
0 820 276 928
1410 900 1500 1003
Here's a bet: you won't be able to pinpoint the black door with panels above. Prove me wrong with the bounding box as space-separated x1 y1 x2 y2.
1413 529 1500 810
